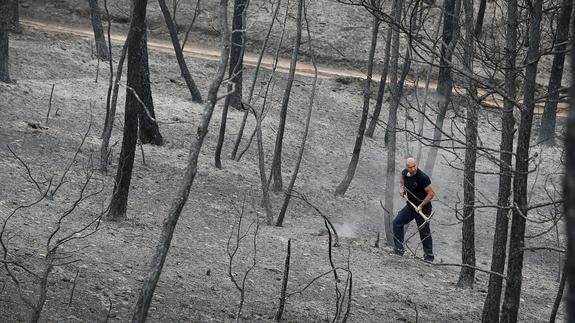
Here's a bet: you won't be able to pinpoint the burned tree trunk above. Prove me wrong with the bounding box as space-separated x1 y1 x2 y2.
481 0 517 319
87 0 110 61
424 0 460 176
270 0 303 192
0 0 19 83
500 0 543 321
107 0 151 221
565 8 575 321
474 0 486 37
365 24 392 138
0 30 8 83
131 1 230 321
383 0 414 246
137 30 163 145
215 0 249 168
457 0 477 289
228 0 247 109
158 0 204 103
335 0 380 196
538 0 572 144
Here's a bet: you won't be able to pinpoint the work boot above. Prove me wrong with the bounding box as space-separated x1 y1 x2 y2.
423 254 435 262
392 248 404 256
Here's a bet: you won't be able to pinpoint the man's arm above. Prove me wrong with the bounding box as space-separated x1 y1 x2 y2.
399 173 405 197
416 185 435 213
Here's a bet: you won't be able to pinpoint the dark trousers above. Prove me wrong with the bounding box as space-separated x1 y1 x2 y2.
392 203 433 256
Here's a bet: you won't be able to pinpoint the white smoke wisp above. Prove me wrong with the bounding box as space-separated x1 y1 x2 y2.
336 221 357 238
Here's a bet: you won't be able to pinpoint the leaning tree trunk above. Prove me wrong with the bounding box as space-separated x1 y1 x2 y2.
538 0 572 145
215 0 248 168
457 0 477 289
481 0 517 320
565 11 575 321
87 0 110 61
423 0 460 176
0 30 9 83
158 0 203 103
107 0 150 221
500 0 542 321
131 1 230 321
270 0 303 192
365 24 392 138
335 0 380 196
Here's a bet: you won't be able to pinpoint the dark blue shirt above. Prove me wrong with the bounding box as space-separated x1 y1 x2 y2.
402 168 432 206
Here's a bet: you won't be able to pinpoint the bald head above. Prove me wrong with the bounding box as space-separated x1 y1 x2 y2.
406 157 418 176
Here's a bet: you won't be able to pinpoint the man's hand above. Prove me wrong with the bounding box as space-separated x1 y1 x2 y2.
399 186 406 198
415 205 422 214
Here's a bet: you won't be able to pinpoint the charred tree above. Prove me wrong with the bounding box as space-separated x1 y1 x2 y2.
500 0 543 321
270 0 303 192
137 30 163 145
158 0 204 103
424 0 460 176
383 0 414 246
215 0 248 168
335 0 380 196
457 0 477 289
365 23 392 138
538 0 572 144
107 0 151 220
481 0 517 319
228 0 247 109
131 0 230 321
474 0 486 37
0 0 19 83
101 38 129 171
87 0 110 61
565 10 575 321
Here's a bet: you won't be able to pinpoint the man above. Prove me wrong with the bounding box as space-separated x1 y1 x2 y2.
393 157 435 262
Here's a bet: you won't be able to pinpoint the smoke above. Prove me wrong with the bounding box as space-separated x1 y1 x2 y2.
335 221 357 238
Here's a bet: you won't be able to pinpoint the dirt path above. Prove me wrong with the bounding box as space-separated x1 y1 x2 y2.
20 17 567 116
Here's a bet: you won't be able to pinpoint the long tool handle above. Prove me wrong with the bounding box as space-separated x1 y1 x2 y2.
401 194 429 221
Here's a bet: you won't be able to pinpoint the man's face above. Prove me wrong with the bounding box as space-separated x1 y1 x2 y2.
406 161 418 176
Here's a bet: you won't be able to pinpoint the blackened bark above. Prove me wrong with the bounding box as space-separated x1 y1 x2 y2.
228 0 247 109
538 0 572 144
383 0 413 246
158 0 204 103
474 0 486 37
335 0 380 196
100 38 129 171
500 0 542 321
424 0 460 176
230 0 282 160
565 3 575 321
457 0 477 289
271 0 303 192
87 0 110 61
0 30 9 83
107 0 150 221
365 25 392 138
276 10 317 226
137 30 163 145
130 1 230 321
215 0 249 168
481 0 517 320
